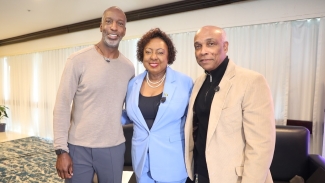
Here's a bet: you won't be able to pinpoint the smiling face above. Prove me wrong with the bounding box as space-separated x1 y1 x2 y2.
100 7 126 48
194 26 228 71
143 37 169 76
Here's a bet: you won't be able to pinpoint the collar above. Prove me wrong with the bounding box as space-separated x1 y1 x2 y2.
204 56 229 82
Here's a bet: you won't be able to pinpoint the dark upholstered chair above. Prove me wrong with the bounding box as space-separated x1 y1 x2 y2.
185 125 325 183
123 124 133 171
123 124 136 183
270 125 325 183
123 124 325 183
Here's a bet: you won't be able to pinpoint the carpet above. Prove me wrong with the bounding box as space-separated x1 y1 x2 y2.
0 136 63 183
0 137 136 183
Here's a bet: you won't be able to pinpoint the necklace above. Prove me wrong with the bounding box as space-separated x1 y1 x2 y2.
147 72 166 84
95 44 110 62
146 73 166 88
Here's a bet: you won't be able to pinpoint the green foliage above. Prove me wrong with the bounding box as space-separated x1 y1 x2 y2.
0 105 9 122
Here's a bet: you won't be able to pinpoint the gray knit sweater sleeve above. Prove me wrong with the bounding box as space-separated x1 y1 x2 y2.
53 46 135 152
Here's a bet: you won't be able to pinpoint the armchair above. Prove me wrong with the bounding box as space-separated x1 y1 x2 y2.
122 125 325 183
270 125 325 183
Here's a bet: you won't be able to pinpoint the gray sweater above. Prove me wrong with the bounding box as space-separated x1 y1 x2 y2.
53 45 135 152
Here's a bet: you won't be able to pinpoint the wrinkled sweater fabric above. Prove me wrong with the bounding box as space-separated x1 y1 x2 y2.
53 45 135 152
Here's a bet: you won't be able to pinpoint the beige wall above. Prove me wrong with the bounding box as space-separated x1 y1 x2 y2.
0 0 324 57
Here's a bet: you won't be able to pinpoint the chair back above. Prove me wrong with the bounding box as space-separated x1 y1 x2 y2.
270 125 310 181
123 124 133 166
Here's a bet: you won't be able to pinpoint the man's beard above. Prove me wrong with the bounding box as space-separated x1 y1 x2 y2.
103 32 122 48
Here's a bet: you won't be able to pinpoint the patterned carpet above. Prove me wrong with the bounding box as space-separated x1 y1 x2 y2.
0 137 63 183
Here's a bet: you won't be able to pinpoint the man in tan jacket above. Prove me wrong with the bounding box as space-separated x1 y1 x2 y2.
184 25 275 183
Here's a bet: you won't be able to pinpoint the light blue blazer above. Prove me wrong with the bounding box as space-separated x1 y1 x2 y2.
123 67 193 182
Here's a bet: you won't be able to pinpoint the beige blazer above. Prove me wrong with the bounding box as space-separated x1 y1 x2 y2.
184 60 275 183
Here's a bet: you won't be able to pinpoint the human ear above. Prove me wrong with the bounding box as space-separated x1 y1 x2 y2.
223 41 229 52
99 23 103 32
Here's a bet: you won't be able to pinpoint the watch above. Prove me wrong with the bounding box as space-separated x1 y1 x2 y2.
55 149 67 155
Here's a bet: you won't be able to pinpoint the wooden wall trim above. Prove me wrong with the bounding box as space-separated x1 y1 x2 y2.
0 0 246 46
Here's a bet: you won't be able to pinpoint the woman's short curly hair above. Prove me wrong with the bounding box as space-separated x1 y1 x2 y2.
137 28 177 65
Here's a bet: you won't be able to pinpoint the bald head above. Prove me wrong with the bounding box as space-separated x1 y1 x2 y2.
194 25 229 71
195 26 227 43
102 6 127 24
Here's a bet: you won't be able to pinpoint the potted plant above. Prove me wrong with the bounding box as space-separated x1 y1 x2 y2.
0 105 9 132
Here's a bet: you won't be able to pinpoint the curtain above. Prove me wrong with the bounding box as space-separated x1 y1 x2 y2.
225 22 292 125
315 18 325 157
1 17 324 154
290 18 324 155
0 46 88 138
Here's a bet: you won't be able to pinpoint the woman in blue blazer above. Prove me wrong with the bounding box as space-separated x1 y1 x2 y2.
123 28 193 183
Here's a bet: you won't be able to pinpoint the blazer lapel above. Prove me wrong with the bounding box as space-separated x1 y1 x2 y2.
185 73 205 152
152 67 176 127
189 74 206 109
206 60 236 147
131 71 150 132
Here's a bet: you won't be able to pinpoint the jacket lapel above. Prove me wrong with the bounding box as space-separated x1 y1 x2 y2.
152 67 176 128
206 60 236 147
189 74 206 109
131 71 150 132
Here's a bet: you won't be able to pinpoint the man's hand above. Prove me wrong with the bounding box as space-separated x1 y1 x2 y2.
56 153 73 179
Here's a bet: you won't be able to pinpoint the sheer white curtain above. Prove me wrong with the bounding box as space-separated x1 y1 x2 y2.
1 17 324 154
289 18 324 155
119 38 145 74
225 22 292 125
314 18 325 157
0 46 88 138
169 32 202 81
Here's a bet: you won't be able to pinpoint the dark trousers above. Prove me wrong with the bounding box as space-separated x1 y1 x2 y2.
185 174 209 183
65 143 125 183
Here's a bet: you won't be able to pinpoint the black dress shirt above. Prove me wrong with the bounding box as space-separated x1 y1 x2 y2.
193 57 229 181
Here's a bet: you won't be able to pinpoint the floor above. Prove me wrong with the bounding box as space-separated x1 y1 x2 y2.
0 131 134 183
0 131 30 142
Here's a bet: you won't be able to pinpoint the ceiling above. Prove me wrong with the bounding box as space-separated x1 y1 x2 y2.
0 0 181 40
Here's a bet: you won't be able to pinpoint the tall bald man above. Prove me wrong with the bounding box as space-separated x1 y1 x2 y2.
184 26 275 183
53 6 135 183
